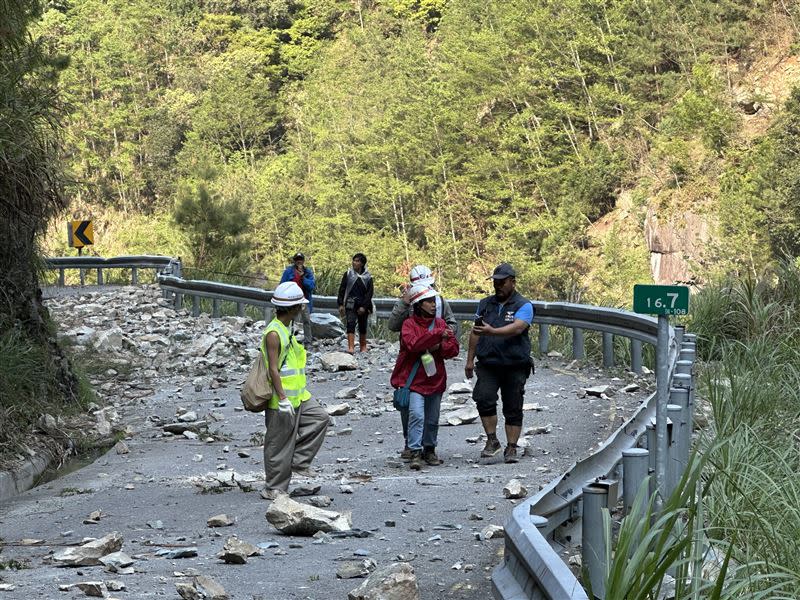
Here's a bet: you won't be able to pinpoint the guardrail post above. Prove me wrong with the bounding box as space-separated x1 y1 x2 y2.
212 299 220 318
58 268 65 287
622 448 649 516
192 295 200 317
175 293 183 310
630 339 642 374
572 328 585 360
237 303 245 318
602 332 614 368
79 267 85 286
646 422 656 501
97 268 103 285
679 344 696 362
582 484 608 599
132 267 138 285
671 375 692 468
673 325 685 347
263 306 273 323
538 323 550 355
665 404 683 500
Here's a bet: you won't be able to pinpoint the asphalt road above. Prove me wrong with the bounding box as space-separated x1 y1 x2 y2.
0 342 652 600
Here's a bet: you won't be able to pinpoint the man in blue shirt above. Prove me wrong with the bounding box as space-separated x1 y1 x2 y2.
465 263 535 464
280 252 316 344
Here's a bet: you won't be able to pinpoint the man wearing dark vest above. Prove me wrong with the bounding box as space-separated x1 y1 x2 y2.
465 263 534 464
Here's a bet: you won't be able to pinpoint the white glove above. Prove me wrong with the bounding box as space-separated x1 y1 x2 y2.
277 399 295 418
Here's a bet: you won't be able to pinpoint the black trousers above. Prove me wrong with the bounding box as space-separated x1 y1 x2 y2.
345 309 368 335
472 362 529 427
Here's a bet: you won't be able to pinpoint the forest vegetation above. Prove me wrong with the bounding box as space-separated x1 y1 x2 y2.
33 0 800 303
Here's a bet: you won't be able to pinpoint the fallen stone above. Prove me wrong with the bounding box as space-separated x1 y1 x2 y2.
585 385 613 397
176 575 229 600
99 551 134 572
290 484 321 498
623 383 640 393
307 496 333 508
503 479 527 500
105 580 126 592
156 547 198 559
310 313 346 339
178 411 198 422
162 421 207 434
480 525 505 540
335 385 362 400
266 494 352 535
337 559 377 579
321 352 358 372
447 382 472 394
525 423 552 435
0 584 15 591
36 413 57 433
219 536 261 564
74 582 105 597
207 514 234 528
53 532 123 567
326 402 351 416
347 562 419 600
444 407 479 426
114 441 129 454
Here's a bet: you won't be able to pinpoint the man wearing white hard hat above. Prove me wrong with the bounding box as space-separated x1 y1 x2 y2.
388 265 458 461
390 284 459 469
261 281 328 500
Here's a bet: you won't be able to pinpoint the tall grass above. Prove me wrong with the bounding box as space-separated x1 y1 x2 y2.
601 261 800 597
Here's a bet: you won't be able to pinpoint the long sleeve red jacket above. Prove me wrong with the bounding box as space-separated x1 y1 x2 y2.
390 314 460 395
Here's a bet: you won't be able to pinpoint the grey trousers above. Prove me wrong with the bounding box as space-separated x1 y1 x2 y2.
263 398 328 492
294 306 313 342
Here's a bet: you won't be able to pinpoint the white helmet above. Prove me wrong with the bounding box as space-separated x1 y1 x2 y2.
271 281 309 307
407 283 439 305
409 265 435 286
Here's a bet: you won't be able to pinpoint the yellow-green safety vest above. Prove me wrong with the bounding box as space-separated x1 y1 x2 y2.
262 318 310 410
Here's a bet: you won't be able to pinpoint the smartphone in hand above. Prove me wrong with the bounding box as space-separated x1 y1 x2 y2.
474 316 484 327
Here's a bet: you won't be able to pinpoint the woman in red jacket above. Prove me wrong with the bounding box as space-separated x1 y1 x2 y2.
390 284 460 470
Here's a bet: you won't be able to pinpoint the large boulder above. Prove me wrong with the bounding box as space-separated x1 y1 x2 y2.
266 494 352 535
347 562 419 600
310 313 346 339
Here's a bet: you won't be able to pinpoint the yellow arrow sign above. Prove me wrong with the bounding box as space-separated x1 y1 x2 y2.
68 220 94 248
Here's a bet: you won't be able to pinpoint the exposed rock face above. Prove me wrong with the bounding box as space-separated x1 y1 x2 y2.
644 206 710 285
266 494 352 535
347 562 419 600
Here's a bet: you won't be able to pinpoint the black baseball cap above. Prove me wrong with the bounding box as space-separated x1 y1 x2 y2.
293 252 305 260
488 263 516 279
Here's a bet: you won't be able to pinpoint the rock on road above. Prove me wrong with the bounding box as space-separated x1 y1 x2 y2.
0 285 653 599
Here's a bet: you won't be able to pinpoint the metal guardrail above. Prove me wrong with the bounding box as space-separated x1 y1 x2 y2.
45 255 179 286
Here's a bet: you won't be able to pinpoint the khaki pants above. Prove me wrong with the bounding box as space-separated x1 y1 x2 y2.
263 398 328 492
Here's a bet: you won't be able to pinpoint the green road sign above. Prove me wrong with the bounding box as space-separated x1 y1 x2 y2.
633 284 689 316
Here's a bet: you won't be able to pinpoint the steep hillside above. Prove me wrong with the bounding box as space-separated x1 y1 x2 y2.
39 0 800 303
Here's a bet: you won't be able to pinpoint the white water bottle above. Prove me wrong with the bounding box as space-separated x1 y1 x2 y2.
421 351 437 377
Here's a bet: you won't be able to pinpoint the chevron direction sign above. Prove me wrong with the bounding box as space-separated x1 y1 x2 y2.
68 220 94 248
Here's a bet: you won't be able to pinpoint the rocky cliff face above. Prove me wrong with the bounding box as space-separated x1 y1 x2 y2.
644 206 712 285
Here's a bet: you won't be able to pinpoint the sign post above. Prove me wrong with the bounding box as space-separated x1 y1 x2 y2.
633 284 689 512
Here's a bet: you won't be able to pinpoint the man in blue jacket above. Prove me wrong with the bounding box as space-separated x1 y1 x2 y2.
465 263 535 464
280 252 316 344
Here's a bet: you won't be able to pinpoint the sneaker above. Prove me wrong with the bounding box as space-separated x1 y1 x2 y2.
400 446 412 462
423 448 443 466
504 444 519 464
480 436 502 458
409 450 424 471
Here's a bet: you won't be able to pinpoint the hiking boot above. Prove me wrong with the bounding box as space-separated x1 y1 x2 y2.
292 466 319 477
260 488 286 501
400 446 413 461
480 436 502 458
504 444 520 464
409 450 424 471
423 448 443 466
